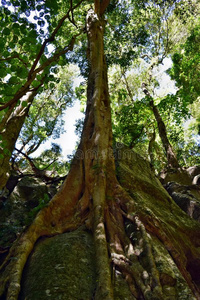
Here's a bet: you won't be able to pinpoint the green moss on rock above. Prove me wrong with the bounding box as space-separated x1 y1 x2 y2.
151 236 195 300
20 228 96 300
114 271 136 300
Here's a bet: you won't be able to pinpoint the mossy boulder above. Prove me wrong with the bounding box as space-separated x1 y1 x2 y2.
164 182 200 222
115 144 200 298
20 228 96 300
8 176 49 211
0 177 50 248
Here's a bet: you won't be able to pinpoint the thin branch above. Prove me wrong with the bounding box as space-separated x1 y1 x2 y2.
0 53 29 68
28 0 84 78
14 147 39 173
0 33 81 112
42 158 58 171
14 147 63 182
0 54 19 62
14 147 56 173
68 0 78 28
27 141 43 155
0 0 84 112
141 54 151 61
121 67 134 102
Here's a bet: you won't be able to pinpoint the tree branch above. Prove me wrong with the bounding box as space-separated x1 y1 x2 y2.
121 67 134 102
68 0 78 28
95 0 110 16
100 0 110 16
0 33 81 112
28 0 84 79
0 54 19 62
0 0 85 112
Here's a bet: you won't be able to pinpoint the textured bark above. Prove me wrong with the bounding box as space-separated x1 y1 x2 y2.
149 98 180 169
1 6 200 300
148 129 156 171
0 90 38 191
142 73 179 170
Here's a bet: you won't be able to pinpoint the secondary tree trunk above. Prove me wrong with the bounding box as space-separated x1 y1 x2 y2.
0 90 39 191
142 82 180 169
149 98 180 169
148 128 156 171
1 6 200 300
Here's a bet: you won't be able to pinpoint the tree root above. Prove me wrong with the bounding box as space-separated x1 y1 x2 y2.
0 157 85 299
140 211 200 298
1 171 200 299
106 198 165 300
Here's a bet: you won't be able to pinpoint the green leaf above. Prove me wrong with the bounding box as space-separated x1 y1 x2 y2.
8 76 19 84
0 38 6 48
31 80 41 88
2 27 10 35
12 23 20 30
11 65 18 72
0 68 8 78
37 20 45 27
22 101 28 107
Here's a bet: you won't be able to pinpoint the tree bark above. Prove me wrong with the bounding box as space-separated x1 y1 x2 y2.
0 90 39 191
148 128 156 171
149 98 180 169
142 83 180 169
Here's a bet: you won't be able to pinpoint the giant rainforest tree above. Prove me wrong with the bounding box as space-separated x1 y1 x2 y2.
1 0 200 299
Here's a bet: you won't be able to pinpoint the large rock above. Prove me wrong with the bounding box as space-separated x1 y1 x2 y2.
0 177 50 248
159 168 193 185
160 166 200 186
8 176 49 211
164 182 200 222
187 166 200 179
19 228 96 300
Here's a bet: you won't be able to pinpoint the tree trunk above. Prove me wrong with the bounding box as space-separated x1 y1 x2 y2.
1 6 200 300
0 90 39 191
149 98 180 169
142 80 179 170
148 128 156 171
